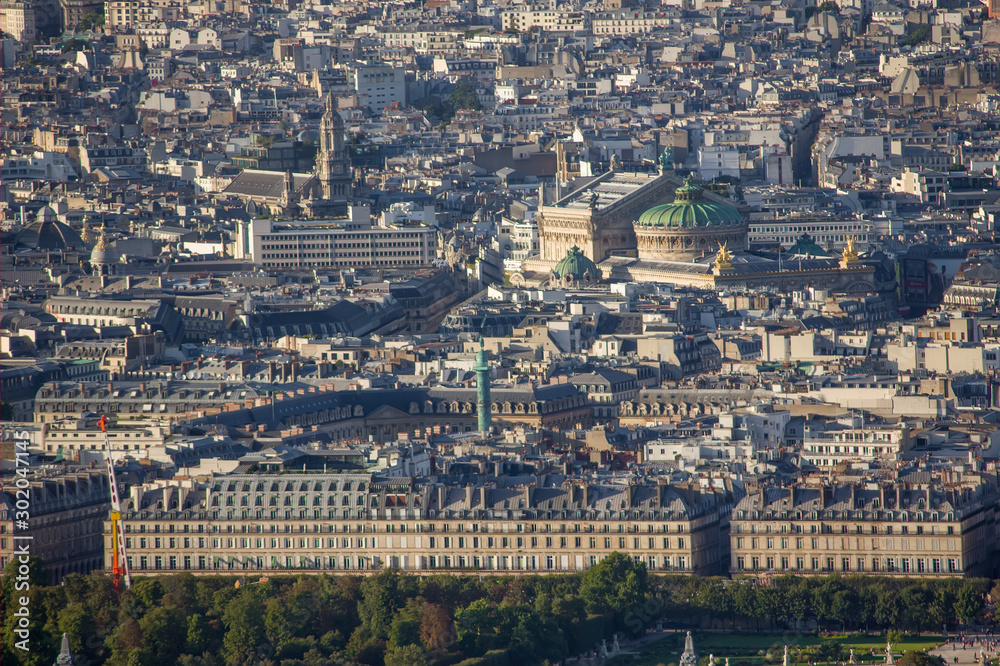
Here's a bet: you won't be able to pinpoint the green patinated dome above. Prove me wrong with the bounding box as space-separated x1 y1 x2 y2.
553 246 599 280
635 180 743 228
786 232 829 257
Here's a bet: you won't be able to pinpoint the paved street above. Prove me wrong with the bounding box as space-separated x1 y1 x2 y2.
930 635 1000 666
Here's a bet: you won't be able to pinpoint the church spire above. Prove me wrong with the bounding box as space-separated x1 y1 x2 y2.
316 93 351 212
281 169 297 217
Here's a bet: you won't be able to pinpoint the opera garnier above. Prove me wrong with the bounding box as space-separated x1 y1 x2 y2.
517 170 884 294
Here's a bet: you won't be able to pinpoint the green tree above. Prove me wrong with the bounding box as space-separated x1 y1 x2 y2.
875 587 903 628
387 599 423 650
812 577 861 629
904 24 931 46
455 598 494 655
162 573 201 616
900 585 934 632
222 589 268 665
384 643 431 666
818 1 840 12
929 586 956 628
813 638 845 662
105 618 146 666
0 557 53 665
693 579 734 621
954 583 983 624
77 10 104 30
2 569 56 666
139 606 187 663
579 552 649 625
130 577 165 610
732 582 762 621
449 79 482 112
454 600 565 662
830 588 860 630
1 556 48 620
897 652 946 666
186 613 211 654
264 593 314 649
57 604 96 662
61 38 85 53
0 402 13 420
357 569 405 642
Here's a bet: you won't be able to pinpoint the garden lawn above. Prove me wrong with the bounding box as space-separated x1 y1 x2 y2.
609 632 946 666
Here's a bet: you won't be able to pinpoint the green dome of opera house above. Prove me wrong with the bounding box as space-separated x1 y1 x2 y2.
633 180 748 261
550 246 600 285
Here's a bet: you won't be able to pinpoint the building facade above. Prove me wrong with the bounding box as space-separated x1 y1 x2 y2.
353 63 406 113
33 380 592 443
110 475 737 576
801 423 911 467
0 469 111 583
748 216 875 250
0 0 35 42
730 477 1000 578
235 209 438 270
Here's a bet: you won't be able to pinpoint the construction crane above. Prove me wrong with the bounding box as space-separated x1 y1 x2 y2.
99 416 132 591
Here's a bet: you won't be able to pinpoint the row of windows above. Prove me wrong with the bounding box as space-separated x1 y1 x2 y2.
126 553 690 572
752 225 867 232
736 533 956 549
733 522 955 535
50 305 146 316
736 555 958 574
123 520 688 535
261 233 431 241
130 534 689 551
262 241 424 250
261 251 423 259
262 259 425 267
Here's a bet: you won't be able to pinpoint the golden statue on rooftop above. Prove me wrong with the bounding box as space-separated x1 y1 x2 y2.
842 236 859 263
715 240 733 271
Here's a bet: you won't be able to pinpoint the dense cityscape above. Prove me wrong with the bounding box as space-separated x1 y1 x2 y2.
3 0 1000 663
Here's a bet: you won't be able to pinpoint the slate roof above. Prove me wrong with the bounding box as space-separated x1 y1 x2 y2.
224 169 315 199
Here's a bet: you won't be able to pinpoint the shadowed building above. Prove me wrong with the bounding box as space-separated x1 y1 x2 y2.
34 380 592 441
13 206 86 251
0 469 111 583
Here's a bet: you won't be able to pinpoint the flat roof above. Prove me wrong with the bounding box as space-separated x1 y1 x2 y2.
551 172 661 211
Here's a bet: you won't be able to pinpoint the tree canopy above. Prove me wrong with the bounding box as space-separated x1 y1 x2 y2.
0 563 993 666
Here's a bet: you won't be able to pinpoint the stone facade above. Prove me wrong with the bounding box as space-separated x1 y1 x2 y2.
0 469 111 584
110 475 738 576
730 477 1000 578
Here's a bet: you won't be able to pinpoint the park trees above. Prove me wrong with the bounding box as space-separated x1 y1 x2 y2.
954 582 984 625
356 569 406 642
1 568 997 666
221 586 269 665
897 652 946 666
579 551 649 631
454 598 566 663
